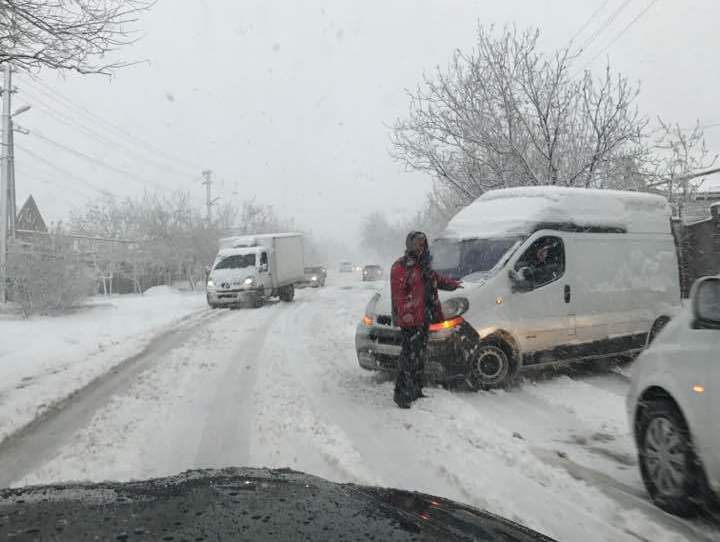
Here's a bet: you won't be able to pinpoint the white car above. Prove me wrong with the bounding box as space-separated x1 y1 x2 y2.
627 275 720 516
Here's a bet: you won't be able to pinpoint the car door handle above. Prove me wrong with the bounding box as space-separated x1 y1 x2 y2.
564 285 571 304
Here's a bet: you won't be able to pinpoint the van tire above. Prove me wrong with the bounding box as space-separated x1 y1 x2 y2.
279 284 295 302
468 340 513 390
637 400 707 517
648 317 670 346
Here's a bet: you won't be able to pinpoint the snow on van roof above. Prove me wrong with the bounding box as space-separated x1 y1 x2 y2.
219 233 300 249
444 186 671 238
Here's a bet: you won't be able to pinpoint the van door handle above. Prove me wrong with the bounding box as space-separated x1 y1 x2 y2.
564 285 571 303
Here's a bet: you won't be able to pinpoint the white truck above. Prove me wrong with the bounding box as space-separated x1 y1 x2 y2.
206 233 304 308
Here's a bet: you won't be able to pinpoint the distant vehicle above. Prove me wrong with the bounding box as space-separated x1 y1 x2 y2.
298 266 327 288
357 187 681 389
362 265 383 281
627 275 720 517
207 233 304 308
339 261 354 273
0 468 556 541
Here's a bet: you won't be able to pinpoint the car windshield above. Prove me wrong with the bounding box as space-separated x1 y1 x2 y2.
432 238 521 280
3 3 718 541
214 254 256 270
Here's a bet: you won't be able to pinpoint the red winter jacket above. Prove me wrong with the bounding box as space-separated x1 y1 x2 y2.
390 257 461 328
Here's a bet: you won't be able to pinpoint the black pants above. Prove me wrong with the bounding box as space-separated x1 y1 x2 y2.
394 326 429 404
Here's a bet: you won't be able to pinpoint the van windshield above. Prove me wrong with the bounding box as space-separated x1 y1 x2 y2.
214 254 256 270
432 238 521 280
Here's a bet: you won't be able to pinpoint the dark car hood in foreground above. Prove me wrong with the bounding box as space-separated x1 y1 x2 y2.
0 467 555 541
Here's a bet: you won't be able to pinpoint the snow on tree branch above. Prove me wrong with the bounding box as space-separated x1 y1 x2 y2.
0 0 153 74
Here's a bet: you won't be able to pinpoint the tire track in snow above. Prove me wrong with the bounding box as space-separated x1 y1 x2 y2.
0 308 226 488
248 294 382 486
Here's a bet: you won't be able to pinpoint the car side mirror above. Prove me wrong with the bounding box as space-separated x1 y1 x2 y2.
692 276 720 329
509 267 533 293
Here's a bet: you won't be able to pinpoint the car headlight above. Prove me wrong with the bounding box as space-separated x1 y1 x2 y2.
207 280 215 288
311 275 318 281
243 277 254 286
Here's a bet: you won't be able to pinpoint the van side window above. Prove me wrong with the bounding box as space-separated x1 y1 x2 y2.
515 236 565 289
260 252 268 268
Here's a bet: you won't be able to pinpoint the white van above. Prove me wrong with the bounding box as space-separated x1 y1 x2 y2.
207 233 304 308
356 187 681 389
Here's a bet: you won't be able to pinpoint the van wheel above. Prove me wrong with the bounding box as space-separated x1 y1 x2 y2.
648 317 670 346
279 284 295 302
468 341 512 390
637 400 706 517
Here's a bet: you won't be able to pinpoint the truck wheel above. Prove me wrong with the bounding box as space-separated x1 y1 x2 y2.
279 284 295 302
468 340 513 390
637 400 706 517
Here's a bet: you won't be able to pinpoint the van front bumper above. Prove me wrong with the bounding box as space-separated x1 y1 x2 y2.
355 322 474 381
207 288 262 305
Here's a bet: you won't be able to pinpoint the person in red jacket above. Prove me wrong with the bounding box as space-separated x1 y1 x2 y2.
390 231 462 408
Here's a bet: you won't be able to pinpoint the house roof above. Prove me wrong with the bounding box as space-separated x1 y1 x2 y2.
16 195 47 233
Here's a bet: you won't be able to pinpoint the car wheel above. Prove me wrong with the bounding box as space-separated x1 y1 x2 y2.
468 342 512 390
637 400 706 517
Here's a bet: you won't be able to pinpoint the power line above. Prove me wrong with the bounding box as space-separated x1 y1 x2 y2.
25 76 206 173
576 0 634 56
567 0 610 48
14 143 116 198
27 130 205 203
24 86 197 179
584 0 661 66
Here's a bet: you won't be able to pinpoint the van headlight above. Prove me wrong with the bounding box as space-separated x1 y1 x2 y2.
243 276 257 287
311 275 318 281
207 280 216 289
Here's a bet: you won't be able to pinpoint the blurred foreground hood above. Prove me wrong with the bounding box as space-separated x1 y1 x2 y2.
0 467 554 541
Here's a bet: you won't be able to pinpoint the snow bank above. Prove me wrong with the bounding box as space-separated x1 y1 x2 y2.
444 186 671 239
0 291 207 445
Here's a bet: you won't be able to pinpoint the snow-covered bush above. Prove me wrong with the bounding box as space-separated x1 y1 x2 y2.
7 244 96 317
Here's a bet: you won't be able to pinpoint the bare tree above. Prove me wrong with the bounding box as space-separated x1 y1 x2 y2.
392 25 647 198
0 0 153 74
648 119 718 205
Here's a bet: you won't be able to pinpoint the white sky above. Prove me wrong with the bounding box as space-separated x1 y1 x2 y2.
12 0 720 246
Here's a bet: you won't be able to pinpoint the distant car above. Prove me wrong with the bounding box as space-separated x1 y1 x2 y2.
339 261 354 273
627 275 720 517
0 468 556 541
298 266 327 288
362 265 383 281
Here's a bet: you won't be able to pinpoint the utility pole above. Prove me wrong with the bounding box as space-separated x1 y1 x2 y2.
0 63 11 304
201 169 217 224
8 116 15 238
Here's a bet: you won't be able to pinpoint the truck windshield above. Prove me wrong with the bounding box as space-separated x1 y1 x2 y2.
214 254 256 270
432 238 521 280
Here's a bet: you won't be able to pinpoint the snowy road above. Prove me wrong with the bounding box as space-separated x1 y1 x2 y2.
2 274 718 541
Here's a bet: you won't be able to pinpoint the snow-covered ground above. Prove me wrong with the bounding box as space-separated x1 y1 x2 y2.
2 273 718 541
0 287 208 444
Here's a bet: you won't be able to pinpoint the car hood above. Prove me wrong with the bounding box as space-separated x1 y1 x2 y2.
0 468 554 541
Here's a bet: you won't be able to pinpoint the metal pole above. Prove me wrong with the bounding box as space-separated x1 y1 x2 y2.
202 169 212 224
0 64 11 304
8 118 15 238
